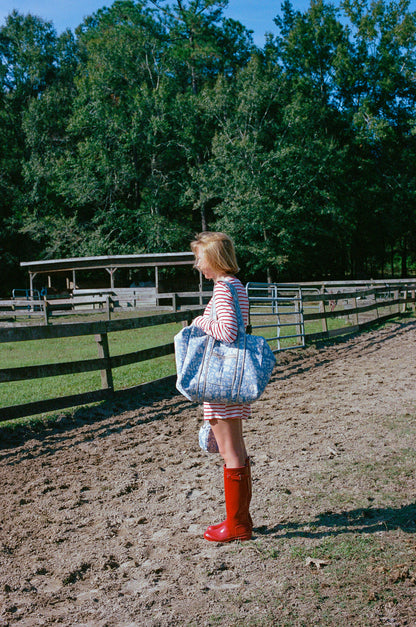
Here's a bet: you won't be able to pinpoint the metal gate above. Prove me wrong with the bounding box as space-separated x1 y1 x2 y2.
245 283 306 352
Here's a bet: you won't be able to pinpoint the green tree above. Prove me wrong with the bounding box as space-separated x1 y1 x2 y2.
341 0 416 276
0 11 59 291
44 0 189 255
2 0 416 288
40 0 254 256
20 29 80 258
192 4 352 281
150 0 254 93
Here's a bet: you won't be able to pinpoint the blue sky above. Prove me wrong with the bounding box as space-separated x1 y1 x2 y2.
0 0 323 47
1 0 416 47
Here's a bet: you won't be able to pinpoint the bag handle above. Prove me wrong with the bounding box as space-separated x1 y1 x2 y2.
210 280 246 339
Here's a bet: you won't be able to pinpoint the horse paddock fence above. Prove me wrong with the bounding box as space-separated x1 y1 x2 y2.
246 279 416 352
0 279 415 422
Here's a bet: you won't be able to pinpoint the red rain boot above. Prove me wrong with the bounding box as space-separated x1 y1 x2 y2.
204 464 252 543
206 458 253 534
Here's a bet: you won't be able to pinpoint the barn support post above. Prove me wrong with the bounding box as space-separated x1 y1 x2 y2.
29 271 36 298
105 267 118 289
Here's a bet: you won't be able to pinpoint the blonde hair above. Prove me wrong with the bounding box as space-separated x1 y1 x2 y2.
191 232 239 275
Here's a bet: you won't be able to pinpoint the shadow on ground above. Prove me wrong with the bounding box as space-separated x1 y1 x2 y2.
255 501 416 539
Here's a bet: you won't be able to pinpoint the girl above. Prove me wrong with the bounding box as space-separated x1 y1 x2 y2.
191 232 252 543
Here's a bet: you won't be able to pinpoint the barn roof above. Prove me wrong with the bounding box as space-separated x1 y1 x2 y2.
20 253 195 275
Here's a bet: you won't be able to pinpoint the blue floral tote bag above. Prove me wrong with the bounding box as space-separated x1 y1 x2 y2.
174 282 276 405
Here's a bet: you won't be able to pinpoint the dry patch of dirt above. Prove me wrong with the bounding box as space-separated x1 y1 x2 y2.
1 319 416 626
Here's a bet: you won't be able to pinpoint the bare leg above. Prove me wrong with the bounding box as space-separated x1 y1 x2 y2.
209 418 247 468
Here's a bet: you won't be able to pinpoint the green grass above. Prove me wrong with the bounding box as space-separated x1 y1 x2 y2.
245 431 416 625
290 535 382 563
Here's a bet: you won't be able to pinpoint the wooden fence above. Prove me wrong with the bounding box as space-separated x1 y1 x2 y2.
1 281 415 423
303 285 416 340
247 280 416 350
0 308 203 423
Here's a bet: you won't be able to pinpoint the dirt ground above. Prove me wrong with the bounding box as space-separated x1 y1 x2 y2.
1 319 416 626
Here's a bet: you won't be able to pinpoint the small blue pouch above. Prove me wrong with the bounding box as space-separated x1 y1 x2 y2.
198 421 219 454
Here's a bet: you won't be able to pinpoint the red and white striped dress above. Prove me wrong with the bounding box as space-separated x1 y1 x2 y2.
193 276 251 420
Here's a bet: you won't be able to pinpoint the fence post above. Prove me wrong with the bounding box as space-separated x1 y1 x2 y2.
182 310 193 328
272 286 277 315
394 289 400 314
294 295 302 345
374 289 380 320
401 289 407 314
353 296 359 325
95 333 114 392
319 289 328 334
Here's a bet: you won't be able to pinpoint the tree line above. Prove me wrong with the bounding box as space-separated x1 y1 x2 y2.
1 0 416 294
